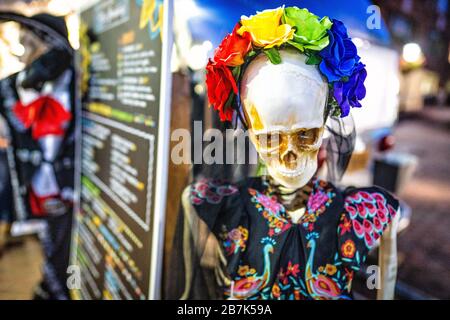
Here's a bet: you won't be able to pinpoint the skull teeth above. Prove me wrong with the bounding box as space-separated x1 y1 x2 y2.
277 168 303 178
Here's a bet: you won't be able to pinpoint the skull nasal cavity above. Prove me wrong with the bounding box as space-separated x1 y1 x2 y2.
283 151 297 169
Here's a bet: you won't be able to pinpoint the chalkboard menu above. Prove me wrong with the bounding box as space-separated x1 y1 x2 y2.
70 0 172 299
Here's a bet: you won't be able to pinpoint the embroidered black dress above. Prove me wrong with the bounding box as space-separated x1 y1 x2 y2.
166 176 399 300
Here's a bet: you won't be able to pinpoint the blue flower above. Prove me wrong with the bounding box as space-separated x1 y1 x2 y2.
319 19 360 82
333 63 367 117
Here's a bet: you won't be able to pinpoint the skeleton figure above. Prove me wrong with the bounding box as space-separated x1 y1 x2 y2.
240 49 399 299
175 49 399 300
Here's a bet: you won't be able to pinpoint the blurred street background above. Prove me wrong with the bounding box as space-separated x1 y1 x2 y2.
394 108 450 299
373 0 450 299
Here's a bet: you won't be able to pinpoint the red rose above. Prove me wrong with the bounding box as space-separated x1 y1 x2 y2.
205 60 238 122
214 24 252 67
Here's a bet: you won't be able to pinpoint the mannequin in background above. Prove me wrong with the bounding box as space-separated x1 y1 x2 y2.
0 14 75 299
0 116 13 257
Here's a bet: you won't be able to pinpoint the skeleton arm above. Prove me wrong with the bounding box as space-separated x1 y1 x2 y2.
376 209 400 300
178 186 225 299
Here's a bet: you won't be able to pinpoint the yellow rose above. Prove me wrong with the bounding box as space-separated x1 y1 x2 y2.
238 7 294 49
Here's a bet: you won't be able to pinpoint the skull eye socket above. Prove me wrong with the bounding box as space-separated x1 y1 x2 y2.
294 128 319 146
255 128 322 153
256 132 280 151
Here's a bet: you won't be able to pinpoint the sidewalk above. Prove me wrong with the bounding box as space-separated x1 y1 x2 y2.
420 106 450 129
0 236 42 299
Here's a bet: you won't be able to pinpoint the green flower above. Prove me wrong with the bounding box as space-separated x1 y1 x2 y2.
282 7 332 52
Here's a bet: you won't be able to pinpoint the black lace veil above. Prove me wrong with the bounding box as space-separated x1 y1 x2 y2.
324 114 356 184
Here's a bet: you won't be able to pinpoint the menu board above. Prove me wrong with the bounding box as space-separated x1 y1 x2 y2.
70 0 172 300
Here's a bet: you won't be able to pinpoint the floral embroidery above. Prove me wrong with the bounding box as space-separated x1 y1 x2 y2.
341 239 356 259
303 233 351 300
307 191 329 211
238 265 256 277
222 226 249 256
301 180 335 231
325 264 337 275
225 237 275 299
234 180 358 300
190 179 238 205
344 191 396 249
249 188 291 237
249 188 283 213
271 283 281 298
265 261 307 300
195 177 398 300
338 214 352 235
286 261 300 277
317 263 337 276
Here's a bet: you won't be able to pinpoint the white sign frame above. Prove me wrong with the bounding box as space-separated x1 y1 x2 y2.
70 0 173 300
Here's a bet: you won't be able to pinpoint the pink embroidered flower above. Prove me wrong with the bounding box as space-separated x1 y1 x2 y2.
217 185 238 196
233 277 260 293
345 203 357 219
388 204 397 218
356 203 367 218
307 191 329 212
373 193 385 202
352 219 364 237
191 180 237 205
378 208 388 224
364 232 375 248
347 193 361 202
362 219 373 233
223 226 248 255
206 189 222 203
256 193 283 213
249 188 291 236
359 191 374 202
365 202 376 217
191 197 203 205
314 275 341 298
373 216 382 232
344 191 395 249
229 228 242 241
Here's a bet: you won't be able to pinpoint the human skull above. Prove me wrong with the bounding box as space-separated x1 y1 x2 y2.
240 49 328 189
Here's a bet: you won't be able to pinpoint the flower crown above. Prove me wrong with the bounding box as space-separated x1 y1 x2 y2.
205 6 367 123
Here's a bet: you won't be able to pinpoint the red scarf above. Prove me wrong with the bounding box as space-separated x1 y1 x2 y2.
13 96 72 140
